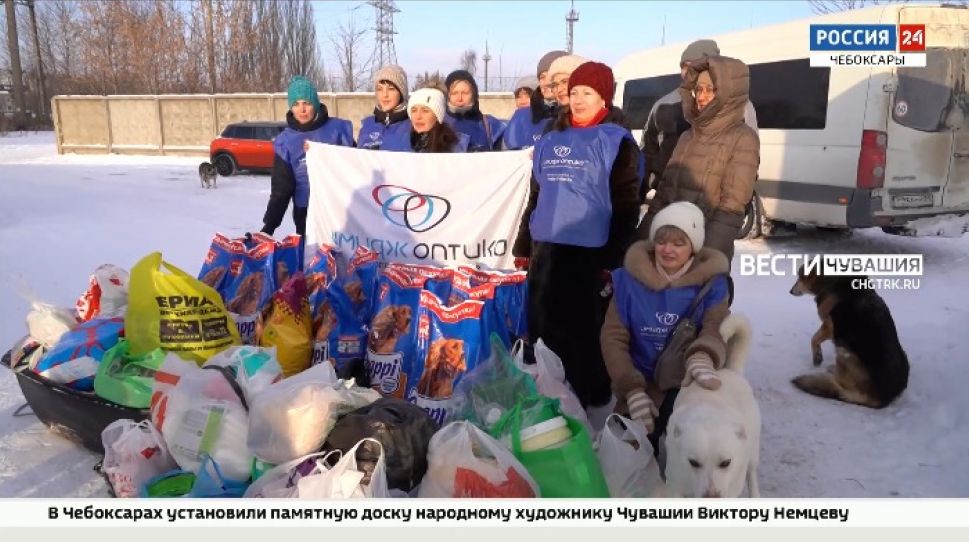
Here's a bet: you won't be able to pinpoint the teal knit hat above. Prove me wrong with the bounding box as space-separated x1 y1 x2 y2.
287 75 321 112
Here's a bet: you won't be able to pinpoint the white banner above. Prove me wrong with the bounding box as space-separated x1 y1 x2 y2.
306 143 532 269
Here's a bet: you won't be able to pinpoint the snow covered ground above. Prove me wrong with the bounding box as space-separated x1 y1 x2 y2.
1 131 967 497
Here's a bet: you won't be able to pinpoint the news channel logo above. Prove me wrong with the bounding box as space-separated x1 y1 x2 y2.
809 24 926 68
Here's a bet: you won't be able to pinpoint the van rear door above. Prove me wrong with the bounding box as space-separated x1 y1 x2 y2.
886 7 968 212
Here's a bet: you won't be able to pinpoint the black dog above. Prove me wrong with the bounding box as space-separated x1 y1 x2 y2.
789 268 909 408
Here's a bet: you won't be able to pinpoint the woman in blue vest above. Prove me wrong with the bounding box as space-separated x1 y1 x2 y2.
512 61 643 410
503 50 567 150
381 88 470 153
357 65 411 150
261 76 354 237
442 70 506 152
601 202 730 449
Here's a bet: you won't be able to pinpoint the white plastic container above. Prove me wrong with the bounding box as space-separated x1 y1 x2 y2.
519 416 572 452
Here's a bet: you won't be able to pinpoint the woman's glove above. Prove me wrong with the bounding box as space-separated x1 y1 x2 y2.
682 351 722 390
626 389 659 434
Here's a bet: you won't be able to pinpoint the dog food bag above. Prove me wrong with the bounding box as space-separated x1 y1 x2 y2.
342 246 380 325
259 272 313 377
365 267 426 400
305 245 340 312
270 233 302 289
34 317 125 391
127 252 239 364
311 285 368 373
386 262 454 301
449 271 509 356
76 264 130 322
410 291 487 425
222 238 276 345
197 233 240 292
458 266 528 338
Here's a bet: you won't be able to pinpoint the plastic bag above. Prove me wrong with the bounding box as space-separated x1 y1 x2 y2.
447 334 537 431
323 397 437 492
258 271 312 377
419 421 539 498
244 450 342 498
202 345 283 404
26 303 78 349
150 356 253 482
188 455 249 498
127 252 239 364
34 317 124 390
101 419 177 498
512 339 592 433
247 364 380 464
298 438 391 498
491 396 610 498
94 339 167 408
76 264 129 322
596 414 664 498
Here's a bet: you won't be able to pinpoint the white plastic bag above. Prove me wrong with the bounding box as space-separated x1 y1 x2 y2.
247 364 380 464
76 264 130 321
244 450 343 498
596 414 663 498
296 438 391 498
203 345 284 403
101 419 177 498
418 421 539 498
150 354 253 482
15 278 78 348
512 339 592 432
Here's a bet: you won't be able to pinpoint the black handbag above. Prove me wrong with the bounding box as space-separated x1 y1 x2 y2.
653 279 716 391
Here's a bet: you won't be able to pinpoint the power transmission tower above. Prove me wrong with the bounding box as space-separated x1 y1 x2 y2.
482 41 491 91
369 0 400 68
566 0 579 53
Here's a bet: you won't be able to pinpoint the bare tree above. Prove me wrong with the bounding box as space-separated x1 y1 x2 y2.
282 0 324 86
413 70 445 92
459 48 477 75
330 15 371 91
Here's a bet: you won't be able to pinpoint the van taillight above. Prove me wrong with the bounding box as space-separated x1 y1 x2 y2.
857 130 888 189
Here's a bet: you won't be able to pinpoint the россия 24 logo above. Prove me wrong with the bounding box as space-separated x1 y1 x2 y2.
372 184 451 233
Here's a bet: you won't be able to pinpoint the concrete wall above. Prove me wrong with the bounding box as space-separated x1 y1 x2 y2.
51 92 518 156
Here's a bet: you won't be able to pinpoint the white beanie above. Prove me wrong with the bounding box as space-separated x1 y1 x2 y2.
547 54 588 78
407 87 447 124
649 201 706 253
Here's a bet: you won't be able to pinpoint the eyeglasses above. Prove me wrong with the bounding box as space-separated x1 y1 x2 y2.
691 85 716 98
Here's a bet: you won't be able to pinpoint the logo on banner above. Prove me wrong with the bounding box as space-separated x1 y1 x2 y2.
553 145 571 157
372 184 452 233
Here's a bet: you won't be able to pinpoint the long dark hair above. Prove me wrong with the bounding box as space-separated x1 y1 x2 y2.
412 121 460 153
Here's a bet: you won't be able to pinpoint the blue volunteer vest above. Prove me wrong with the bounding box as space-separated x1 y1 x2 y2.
357 115 411 150
380 123 471 153
612 268 729 379
529 123 634 247
444 113 506 152
274 118 354 207
503 107 549 150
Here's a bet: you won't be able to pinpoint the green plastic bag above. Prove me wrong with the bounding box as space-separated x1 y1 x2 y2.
446 334 537 431
493 396 610 498
93 339 167 408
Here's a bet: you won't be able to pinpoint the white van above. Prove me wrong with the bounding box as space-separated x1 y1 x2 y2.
614 3 969 237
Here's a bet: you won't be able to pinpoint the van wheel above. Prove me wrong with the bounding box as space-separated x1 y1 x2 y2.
738 196 763 239
213 153 237 176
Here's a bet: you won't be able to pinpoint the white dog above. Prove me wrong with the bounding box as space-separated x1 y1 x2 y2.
664 314 761 498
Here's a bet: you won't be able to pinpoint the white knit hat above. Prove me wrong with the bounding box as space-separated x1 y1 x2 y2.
407 87 447 124
547 54 589 78
649 201 706 253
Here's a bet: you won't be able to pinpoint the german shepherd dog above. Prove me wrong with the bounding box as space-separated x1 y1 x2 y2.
199 161 218 189
789 267 909 408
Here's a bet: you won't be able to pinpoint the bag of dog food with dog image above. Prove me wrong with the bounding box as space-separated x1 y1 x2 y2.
35 317 125 390
270 233 303 288
258 271 313 377
220 237 276 345
340 246 380 326
197 233 240 292
365 267 426 400
458 266 528 338
304 245 340 314
385 262 455 302
409 291 487 426
311 286 368 373
448 272 509 354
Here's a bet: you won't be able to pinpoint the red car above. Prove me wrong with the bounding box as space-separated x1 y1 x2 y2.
209 121 286 176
